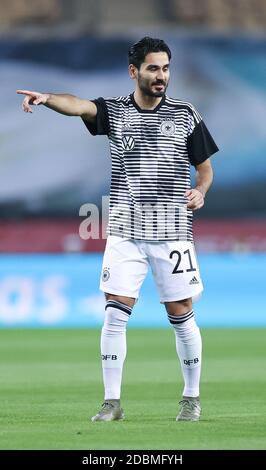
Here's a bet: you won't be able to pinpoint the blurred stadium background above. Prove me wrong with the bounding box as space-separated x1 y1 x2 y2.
0 0 266 451
0 0 265 328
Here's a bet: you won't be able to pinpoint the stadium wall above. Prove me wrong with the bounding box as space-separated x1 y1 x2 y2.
1 219 266 253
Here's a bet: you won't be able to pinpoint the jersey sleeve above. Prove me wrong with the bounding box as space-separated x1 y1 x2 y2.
82 97 110 136
187 107 219 166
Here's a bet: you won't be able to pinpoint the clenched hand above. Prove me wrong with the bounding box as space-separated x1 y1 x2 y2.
185 189 205 210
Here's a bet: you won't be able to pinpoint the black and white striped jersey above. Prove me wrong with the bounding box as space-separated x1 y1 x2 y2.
83 93 218 241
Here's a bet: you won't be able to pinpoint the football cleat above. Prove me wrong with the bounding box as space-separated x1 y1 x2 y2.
176 396 201 421
91 399 124 422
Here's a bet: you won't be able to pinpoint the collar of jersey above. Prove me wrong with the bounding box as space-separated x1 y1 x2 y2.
130 93 166 113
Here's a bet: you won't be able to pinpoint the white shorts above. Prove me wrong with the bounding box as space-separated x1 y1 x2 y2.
100 236 203 303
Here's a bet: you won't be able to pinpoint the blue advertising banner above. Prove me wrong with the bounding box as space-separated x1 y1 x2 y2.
0 254 265 327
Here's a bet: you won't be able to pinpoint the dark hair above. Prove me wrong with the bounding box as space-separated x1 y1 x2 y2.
128 36 171 69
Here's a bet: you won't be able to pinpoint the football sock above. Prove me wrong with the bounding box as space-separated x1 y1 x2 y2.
168 310 202 397
101 300 132 400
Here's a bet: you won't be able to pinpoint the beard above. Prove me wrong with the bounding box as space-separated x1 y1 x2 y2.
138 74 168 97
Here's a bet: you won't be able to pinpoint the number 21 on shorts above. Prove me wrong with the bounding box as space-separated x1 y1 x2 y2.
169 248 197 274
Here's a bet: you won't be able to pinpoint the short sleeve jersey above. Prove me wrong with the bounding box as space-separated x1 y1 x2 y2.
82 94 218 241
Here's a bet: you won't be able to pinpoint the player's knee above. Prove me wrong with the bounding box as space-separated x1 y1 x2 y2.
164 298 192 315
105 293 135 308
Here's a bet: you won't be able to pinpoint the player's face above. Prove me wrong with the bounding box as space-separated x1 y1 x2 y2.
137 52 170 97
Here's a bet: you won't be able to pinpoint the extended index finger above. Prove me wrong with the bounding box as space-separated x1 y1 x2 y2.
16 90 37 96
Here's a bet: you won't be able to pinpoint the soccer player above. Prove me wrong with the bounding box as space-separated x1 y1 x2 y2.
17 36 218 422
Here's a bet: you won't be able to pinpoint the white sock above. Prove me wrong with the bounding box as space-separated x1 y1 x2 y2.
101 300 132 400
168 310 202 398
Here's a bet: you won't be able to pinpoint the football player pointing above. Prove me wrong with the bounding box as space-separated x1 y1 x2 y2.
17 36 218 422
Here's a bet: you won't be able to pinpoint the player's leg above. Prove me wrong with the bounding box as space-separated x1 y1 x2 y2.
91 236 148 422
148 240 203 421
92 293 134 422
165 298 202 421
102 293 135 403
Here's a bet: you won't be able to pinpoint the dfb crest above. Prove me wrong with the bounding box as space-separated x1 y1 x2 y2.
160 120 176 136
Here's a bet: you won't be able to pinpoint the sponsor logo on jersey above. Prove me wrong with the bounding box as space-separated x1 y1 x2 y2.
121 122 135 151
160 119 176 136
122 123 133 132
122 134 135 151
189 276 199 285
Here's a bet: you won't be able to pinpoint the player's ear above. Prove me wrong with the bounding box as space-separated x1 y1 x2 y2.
128 64 138 80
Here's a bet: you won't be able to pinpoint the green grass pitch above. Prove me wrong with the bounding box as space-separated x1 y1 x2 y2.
0 328 265 450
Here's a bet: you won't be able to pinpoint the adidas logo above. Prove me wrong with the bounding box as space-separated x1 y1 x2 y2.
189 276 199 285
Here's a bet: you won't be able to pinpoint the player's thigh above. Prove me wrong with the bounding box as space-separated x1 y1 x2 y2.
148 241 203 303
100 236 148 299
